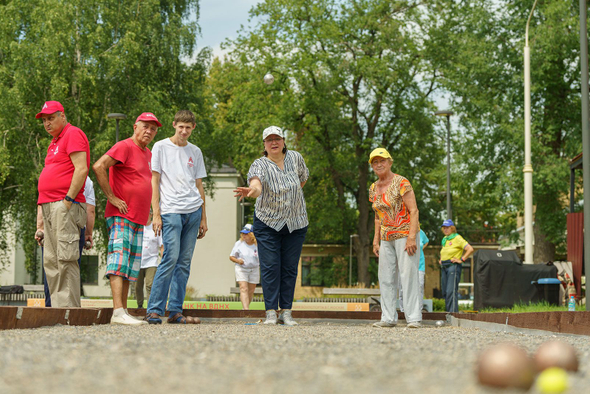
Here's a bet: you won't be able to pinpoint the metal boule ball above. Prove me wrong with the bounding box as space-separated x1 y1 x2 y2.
477 343 535 390
85 241 92 249
263 73 275 85
534 340 579 372
36 230 44 239
435 320 445 328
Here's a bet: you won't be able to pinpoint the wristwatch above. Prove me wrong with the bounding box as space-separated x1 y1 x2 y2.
64 195 75 203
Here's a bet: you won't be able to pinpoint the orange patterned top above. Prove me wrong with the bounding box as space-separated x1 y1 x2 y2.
369 174 413 241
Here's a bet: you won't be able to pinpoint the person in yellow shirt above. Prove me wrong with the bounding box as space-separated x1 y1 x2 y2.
439 219 474 312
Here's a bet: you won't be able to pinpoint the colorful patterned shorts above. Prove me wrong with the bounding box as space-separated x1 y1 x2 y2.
106 216 143 281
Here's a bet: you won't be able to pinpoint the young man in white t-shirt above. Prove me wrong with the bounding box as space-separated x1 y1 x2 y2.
146 110 208 324
136 211 163 309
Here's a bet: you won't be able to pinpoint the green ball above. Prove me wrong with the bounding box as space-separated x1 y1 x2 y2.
537 367 569 394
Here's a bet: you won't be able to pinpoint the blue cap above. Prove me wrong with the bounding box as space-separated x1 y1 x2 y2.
441 219 454 227
240 224 253 234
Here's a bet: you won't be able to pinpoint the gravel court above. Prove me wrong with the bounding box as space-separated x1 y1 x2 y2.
1 320 589 394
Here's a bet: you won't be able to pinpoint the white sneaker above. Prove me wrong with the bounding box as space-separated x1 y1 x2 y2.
406 322 422 329
278 309 298 326
263 310 277 325
372 321 396 328
111 313 147 325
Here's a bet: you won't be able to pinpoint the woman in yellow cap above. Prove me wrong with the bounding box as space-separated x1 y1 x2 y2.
369 148 422 328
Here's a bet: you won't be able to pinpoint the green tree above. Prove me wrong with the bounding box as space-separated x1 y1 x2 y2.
0 0 207 279
428 0 583 260
207 0 446 285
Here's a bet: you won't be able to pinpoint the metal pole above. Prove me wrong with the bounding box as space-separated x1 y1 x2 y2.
446 115 452 221
349 234 359 286
115 119 120 143
349 235 353 287
523 1 538 265
579 0 590 310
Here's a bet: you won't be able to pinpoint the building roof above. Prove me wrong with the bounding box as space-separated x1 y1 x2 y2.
209 163 238 174
570 152 583 170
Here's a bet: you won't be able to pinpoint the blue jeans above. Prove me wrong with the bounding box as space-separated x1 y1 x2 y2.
43 227 85 307
147 208 202 316
253 215 307 311
441 261 462 312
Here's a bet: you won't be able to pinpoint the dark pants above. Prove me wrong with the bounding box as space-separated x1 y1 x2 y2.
441 261 462 313
253 215 307 311
43 227 85 307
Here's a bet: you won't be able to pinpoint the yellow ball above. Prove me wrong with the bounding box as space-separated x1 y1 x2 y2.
537 367 569 394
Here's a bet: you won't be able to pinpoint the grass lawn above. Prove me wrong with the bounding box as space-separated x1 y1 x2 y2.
478 300 585 313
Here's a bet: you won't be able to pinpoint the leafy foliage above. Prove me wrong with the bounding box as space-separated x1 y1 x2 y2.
0 0 208 279
207 0 446 284
428 0 583 259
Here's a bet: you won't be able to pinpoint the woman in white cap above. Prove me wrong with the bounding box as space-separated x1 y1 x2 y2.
439 219 473 312
229 224 259 310
234 126 309 326
369 148 422 328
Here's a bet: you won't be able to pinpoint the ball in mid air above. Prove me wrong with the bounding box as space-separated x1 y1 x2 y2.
263 73 274 85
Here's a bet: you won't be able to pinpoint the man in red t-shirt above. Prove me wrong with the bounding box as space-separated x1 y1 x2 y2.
35 101 90 308
93 112 160 325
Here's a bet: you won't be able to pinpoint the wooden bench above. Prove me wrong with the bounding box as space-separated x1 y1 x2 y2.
322 288 433 312
230 287 263 295
0 285 45 306
323 288 381 296
23 285 45 293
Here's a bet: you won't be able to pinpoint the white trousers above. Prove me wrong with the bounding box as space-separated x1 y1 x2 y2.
399 271 425 313
379 237 422 324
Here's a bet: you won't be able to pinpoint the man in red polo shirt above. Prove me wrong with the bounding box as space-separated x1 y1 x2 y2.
35 101 90 308
93 113 159 325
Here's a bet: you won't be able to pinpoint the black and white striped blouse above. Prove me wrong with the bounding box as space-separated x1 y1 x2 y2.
247 150 309 232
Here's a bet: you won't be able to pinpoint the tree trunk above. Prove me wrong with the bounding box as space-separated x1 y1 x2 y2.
533 221 556 263
356 162 372 286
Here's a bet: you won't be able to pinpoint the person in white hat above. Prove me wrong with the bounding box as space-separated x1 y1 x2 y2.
234 126 309 326
229 224 259 310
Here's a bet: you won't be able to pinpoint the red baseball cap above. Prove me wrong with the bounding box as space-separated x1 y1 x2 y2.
135 112 162 127
35 101 64 119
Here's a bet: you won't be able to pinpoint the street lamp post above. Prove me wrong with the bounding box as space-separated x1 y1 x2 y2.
349 234 359 286
435 110 454 221
523 0 538 264
107 113 127 143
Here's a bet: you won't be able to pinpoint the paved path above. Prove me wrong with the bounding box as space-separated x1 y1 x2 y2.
1 319 588 394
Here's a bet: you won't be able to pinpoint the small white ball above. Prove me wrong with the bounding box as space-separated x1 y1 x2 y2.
263 73 275 85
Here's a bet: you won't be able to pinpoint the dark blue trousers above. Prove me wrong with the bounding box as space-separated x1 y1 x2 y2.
253 216 307 311
441 261 462 312
43 227 85 307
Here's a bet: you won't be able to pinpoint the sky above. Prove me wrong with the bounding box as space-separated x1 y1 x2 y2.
195 0 263 59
